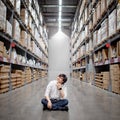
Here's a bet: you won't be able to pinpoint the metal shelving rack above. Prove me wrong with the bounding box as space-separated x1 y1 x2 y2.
0 0 48 93
71 0 120 94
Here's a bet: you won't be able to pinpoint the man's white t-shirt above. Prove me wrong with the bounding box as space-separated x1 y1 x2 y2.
44 80 67 99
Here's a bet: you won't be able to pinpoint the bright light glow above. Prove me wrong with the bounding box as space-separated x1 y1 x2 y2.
58 0 62 31
59 6 62 12
59 12 61 18
59 0 62 5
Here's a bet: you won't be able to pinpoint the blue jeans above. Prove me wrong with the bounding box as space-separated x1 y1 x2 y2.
41 98 68 110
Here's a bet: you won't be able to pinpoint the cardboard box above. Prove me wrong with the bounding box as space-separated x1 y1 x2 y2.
117 3 120 30
13 19 20 42
20 30 27 46
96 1 101 21
20 9 28 25
93 8 97 26
93 31 98 47
101 0 107 16
102 48 108 60
0 84 9 89
0 79 9 84
14 0 21 15
84 7 88 22
0 1 6 30
5 20 12 36
108 9 117 37
110 44 117 58
97 28 101 45
101 19 108 41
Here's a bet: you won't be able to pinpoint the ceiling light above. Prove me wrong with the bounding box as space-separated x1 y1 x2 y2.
59 0 62 5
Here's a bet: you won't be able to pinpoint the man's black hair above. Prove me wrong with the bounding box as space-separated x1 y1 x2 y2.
58 74 67 84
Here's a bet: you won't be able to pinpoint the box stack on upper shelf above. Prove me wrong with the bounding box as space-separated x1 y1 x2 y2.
71 0 120 94
0 0 48 94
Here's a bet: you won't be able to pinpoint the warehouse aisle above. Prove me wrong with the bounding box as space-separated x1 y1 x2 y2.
0 78 120 120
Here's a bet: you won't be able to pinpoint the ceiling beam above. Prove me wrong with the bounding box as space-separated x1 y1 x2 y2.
46 22 70 27
41 5 77 8
43 12 74 16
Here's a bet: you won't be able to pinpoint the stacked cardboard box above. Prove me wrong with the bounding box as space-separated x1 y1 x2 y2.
0 41 4 57
20 30 27 47
102 48 109 61
94 53 98 63
25 67 32 83
101 19 108 42
27 34 32 51
95 73 103 89
102 72 110 90
28 15 32 30
32 69 40 80
97 28 101 45
110 43 117 58
84 7 88 23
101 0 107 16
11 73 17 89
20 8 28 26
117 3 120 31
21 71 25 85
15 70 23 88
0 1 6 30
108 9 117 37
0 65 10 93
11 48 17 63
89 20 93 31
14 0 21 15
5 20 12 36
13 19 20 42
98 51 102 62
93 8 97 27
93 31 98 47
96 1 101 21
110 64 120 94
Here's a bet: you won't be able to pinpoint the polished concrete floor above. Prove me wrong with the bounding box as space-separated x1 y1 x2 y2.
0 78 120 120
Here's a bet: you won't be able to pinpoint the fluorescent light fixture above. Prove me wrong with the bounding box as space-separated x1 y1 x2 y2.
59 6 62 12
59 12 61 17
59 0 62 5
59 0 62 30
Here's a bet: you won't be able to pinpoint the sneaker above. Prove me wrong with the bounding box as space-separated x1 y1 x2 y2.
43 106 51 111
58 106 69 111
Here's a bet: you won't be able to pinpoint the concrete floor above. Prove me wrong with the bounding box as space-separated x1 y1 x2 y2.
0 78 120 120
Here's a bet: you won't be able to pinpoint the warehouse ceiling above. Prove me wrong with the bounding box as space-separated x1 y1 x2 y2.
38 0 79 29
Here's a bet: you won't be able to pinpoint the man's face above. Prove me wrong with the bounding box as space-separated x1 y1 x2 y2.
57 76 64 84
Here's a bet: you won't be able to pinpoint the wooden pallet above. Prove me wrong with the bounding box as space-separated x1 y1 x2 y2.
0 88 9 94
112 91 120 95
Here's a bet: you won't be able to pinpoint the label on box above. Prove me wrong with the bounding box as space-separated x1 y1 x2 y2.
105 60 109 64
114 58 118 63
3 57 7 62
